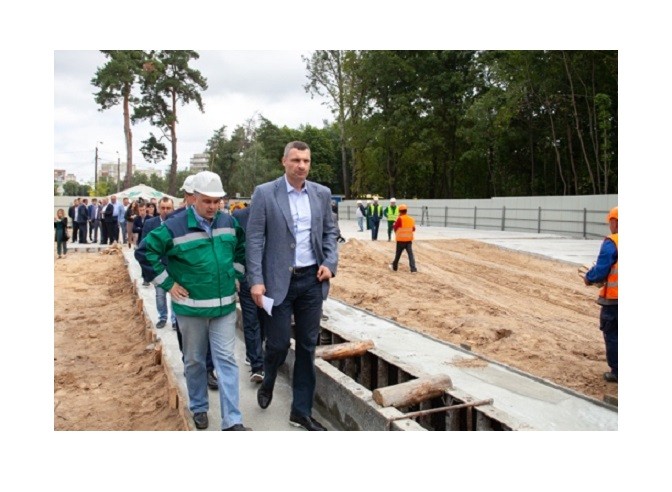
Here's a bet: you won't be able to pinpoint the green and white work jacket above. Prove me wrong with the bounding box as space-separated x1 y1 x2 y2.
135 207 246 318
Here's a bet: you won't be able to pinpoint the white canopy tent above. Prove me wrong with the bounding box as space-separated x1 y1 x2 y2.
115 184 180 204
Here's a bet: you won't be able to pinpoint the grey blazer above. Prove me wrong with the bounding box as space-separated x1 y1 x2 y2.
246 176 339 306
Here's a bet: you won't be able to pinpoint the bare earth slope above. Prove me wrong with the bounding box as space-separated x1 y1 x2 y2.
330 239 617 401
54 251 186 431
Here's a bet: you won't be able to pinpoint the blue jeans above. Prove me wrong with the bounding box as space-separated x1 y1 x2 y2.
357 217 364 231
239 278 264 372
260 265 323 418
599 304 618 375
155 285 176 324
119 220 127 243
176 311 242 429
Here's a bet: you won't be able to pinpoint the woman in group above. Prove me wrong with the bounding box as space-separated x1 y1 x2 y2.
54 208 69 258
146 202 157 218
125 200 139 248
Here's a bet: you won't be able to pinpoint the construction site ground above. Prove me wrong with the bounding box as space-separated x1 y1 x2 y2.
54 217 619 433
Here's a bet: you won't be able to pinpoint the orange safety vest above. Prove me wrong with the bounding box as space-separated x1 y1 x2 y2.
395 215 415 242
598 233 618 303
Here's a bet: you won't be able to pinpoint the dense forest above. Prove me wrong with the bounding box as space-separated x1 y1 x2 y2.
85 50 617 199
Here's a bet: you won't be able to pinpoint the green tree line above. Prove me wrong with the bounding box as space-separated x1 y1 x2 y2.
74 50 616 200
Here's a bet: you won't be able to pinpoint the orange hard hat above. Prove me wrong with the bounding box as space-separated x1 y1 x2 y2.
606 207 618 222
399 204 408 211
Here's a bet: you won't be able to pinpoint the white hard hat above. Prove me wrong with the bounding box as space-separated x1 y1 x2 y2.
193 171 226 198
390 197 396 202
180 175 195 194
357 200 362 204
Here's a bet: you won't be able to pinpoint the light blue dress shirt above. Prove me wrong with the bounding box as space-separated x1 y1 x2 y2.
285 175 316 267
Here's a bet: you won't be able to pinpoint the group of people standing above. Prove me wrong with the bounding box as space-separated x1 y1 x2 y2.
65 195 130 246
355 196 401 241
135 140 339 431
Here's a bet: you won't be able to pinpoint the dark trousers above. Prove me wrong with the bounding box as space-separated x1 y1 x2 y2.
599 304 618 375
387 221 395 240
239 278 265 372
89 220 100 242
175 318 215 373
370 219 381 240
78 221 88 243
104 220 117 244
101 221 110 244
71 221 79 242
260 265 322 417
392 241 417 272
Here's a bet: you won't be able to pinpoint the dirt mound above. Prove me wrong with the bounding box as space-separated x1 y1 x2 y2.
331 239 616 401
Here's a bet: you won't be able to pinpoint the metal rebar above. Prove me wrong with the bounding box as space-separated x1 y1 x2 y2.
385 398 494 430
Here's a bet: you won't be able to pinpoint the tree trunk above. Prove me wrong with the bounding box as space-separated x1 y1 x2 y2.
372 374 453 408
562 51 596 194
566 124 578 194
169 88 178 196
339 116 349 198
547 102 567 195
315 340 374 361
123 84 133 189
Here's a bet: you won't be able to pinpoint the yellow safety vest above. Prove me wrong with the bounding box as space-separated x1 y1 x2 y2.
385 205 400 222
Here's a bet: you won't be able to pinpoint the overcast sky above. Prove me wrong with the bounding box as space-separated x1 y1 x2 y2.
54 50 334 182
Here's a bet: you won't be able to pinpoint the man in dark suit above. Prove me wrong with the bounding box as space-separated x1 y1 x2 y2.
232 202 265 384
246 141 339 431
76 198 89 243
68 198 79 243
102 197 116 244
88 198 100 243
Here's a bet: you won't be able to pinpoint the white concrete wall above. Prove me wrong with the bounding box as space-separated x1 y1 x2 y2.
337 194 618 239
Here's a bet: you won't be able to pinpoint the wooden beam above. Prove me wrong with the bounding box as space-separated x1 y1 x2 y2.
373 374 453 408
315 339 374 361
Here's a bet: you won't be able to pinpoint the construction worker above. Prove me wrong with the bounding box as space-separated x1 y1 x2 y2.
383 197 400 242
388 204 417 273
583 206 618 383
367 196 384 241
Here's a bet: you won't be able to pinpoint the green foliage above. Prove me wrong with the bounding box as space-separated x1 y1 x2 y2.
86 49 616 200
134 50 208 195
62 181 80 196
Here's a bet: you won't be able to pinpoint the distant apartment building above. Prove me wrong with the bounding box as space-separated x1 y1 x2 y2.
54 169 66 184
189 153 211 173
99 161 135 181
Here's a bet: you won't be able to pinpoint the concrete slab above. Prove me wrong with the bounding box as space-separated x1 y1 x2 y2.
321 299 617 430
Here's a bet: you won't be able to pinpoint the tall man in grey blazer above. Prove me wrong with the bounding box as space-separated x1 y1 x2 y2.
246 141 339 431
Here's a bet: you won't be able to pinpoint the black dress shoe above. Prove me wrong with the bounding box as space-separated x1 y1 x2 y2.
193 412 208 430
207 371 218 390
289 413 327 431
257 385 273 409
603 371 618 383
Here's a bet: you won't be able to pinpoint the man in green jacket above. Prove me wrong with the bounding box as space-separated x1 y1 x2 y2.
135 171 250 431
383 197 400 242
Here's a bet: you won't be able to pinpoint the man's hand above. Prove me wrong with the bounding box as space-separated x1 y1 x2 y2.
251 284 266 308
169 282 189 301
317 265 333 282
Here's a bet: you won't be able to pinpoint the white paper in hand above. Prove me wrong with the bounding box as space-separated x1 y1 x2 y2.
262 295 274 317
